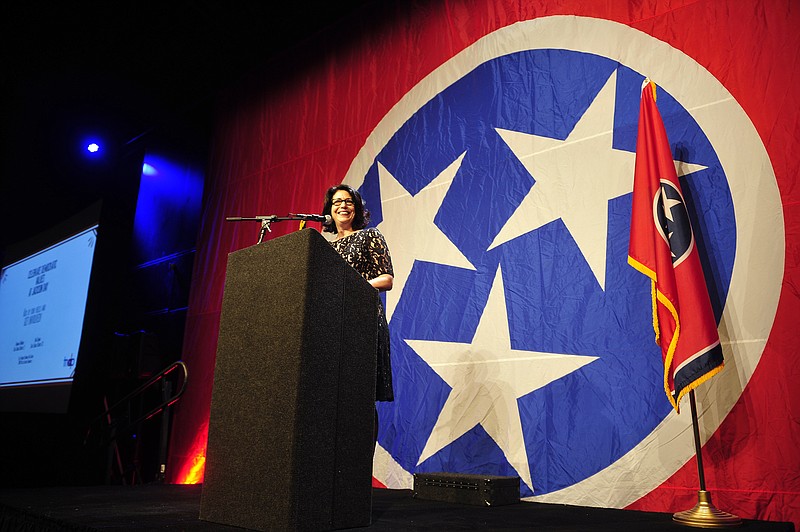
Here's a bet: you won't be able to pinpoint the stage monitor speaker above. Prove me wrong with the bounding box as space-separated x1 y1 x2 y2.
413 472 520 507
199 229 379 531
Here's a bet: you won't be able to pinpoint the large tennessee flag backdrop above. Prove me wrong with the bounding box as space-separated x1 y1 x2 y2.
168 0 800 527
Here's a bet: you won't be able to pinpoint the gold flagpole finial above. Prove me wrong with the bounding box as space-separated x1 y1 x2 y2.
641 78 657 102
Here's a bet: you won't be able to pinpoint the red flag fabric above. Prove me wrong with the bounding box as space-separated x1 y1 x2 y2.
628 80 724 412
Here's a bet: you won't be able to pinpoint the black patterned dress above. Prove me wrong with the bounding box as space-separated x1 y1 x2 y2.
330 227 394 402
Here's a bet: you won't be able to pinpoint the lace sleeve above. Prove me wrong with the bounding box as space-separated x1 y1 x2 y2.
367 228 394 278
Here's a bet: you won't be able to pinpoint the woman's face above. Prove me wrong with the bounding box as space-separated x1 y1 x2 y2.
331 189 355 230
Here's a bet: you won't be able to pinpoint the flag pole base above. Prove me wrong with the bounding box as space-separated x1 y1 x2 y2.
673 490 742 528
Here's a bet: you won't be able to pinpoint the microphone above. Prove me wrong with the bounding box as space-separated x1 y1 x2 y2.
290 213 332 224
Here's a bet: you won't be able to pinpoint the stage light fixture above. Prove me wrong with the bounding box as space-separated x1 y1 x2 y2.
87 142 100 153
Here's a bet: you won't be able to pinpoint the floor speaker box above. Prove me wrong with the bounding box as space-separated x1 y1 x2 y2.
413 472 520 507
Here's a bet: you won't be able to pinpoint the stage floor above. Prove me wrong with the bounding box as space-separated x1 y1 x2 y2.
0 484 794 531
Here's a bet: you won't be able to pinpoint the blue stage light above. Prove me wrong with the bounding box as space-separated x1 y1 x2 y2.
141 163 158 176
87 142 100 153
133 152 204 263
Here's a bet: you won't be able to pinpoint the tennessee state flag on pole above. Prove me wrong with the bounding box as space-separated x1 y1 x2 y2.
628 80 724 413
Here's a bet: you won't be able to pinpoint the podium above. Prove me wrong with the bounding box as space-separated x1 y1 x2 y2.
199 229 379 531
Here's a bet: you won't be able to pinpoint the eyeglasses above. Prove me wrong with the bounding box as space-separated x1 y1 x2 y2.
331 198 355 206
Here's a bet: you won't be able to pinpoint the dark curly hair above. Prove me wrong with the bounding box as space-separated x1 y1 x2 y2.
321 184 371 234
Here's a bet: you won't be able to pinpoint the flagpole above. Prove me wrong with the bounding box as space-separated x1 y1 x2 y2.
672 390 742 528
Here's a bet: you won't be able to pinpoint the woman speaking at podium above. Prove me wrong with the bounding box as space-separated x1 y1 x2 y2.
322 184 395 421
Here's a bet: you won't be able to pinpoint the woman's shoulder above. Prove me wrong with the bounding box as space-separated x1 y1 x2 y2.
361 227 388 239
361 227 389 244
337 227 384 244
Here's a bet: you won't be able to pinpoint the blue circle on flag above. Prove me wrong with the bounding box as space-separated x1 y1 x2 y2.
359 49 735 496
656 181 694 264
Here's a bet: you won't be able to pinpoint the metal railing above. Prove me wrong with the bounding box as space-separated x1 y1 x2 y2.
85 360 188 484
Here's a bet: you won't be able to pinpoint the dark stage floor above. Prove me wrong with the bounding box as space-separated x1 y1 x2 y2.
0 484 793 531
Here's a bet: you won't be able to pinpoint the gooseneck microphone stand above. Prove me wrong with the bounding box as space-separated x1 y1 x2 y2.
226 214 329 244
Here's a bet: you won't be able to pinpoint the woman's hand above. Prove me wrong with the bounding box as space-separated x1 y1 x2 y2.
369 274 393 292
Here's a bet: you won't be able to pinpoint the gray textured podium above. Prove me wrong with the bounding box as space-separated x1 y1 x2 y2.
199 228 379 531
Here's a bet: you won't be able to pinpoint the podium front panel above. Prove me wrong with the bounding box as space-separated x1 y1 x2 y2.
199 229 378 531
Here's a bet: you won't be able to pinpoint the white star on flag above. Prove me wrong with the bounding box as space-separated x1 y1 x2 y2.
377 156 476 321
488 70 705 290
407 265 598 492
